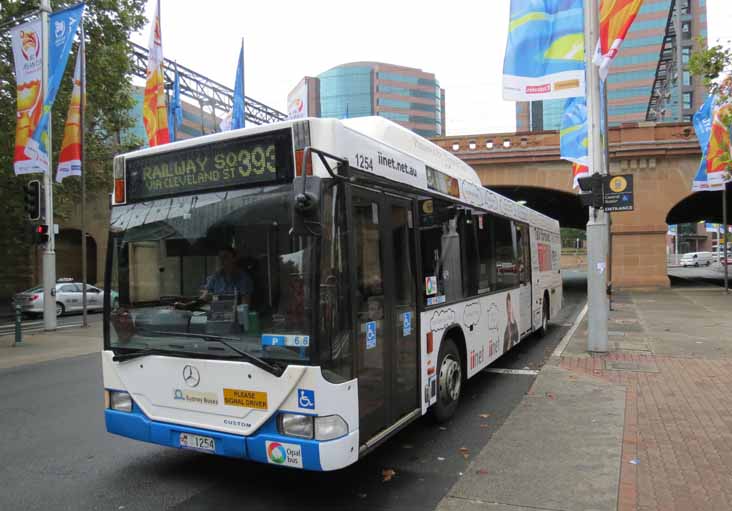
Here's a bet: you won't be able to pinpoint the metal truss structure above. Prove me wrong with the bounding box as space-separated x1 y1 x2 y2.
646 2 679 122
129 42 287 127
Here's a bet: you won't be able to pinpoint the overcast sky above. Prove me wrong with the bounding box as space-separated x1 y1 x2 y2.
131 0 732 136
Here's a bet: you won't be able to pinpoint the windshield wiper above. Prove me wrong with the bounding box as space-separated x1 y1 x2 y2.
112 347 207 363
144 330 284 376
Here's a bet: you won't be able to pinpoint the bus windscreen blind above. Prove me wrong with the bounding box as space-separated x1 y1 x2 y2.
124 129 293 202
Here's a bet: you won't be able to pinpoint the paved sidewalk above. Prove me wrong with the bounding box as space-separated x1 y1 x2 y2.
0 322 101 370
437 286 732 511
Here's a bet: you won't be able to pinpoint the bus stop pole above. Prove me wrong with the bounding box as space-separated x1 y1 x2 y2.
584 0 609 352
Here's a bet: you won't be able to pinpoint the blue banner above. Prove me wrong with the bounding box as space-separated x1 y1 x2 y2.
231 47 245 130
168 66 182 141
25 3 85 167
503 0 585 101
560 96 588 167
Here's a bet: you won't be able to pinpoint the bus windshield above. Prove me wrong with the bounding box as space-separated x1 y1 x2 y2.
106 184 316 365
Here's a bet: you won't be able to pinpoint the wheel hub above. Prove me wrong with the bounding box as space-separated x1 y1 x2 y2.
439 355 461 403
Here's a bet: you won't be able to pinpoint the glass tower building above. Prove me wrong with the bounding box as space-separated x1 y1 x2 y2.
516 0 707 131
292 62 446 137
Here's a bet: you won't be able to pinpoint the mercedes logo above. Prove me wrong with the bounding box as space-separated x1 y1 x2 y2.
182 365 200 387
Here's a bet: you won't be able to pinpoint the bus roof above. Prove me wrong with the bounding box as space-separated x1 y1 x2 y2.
116 116 559 233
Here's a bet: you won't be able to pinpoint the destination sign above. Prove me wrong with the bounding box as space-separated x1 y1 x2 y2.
125 129 293 202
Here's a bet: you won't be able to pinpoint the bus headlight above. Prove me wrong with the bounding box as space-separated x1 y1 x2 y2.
278 413 314 439
110 391 133 412
314 415 348 441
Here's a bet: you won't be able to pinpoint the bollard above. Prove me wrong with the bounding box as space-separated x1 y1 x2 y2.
14 303 22 345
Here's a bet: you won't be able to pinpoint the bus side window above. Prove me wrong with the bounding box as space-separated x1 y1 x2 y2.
419 200 463 305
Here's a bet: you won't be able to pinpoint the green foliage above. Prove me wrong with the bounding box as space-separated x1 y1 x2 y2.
0 0 147 223
689 36 732 96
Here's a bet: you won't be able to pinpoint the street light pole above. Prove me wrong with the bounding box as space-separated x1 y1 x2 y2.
584 0 609 352
40 0 57 331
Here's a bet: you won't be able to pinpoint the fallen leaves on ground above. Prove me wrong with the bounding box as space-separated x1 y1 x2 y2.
545 392 556 400
475 468 490 475
478 413 491 419
459 447 470 459
382 468 396 482
479 423 490 429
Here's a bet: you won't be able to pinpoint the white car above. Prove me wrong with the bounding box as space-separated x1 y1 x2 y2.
680 252 713 267
13 280 114 317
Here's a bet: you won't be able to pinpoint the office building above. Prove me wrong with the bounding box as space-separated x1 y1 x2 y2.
516 0 707 131
288 62 446 137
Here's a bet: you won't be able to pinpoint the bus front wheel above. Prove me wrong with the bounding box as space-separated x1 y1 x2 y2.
433 338 463 423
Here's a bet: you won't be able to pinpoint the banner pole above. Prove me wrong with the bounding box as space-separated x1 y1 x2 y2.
80 23 88 327
584 0 609 352
724 185 729 294
40 0 57 331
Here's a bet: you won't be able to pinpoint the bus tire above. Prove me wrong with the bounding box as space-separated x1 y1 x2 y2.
432 338 463 423
538 293 549 337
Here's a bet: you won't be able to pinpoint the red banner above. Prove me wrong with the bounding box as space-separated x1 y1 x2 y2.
143 0 169 147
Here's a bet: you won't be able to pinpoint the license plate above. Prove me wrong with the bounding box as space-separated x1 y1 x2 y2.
179 432 216 452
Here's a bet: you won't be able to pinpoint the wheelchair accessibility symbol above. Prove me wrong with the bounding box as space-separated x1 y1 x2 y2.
298 388 315 410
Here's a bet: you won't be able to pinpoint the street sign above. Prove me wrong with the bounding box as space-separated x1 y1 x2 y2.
603 174 634 212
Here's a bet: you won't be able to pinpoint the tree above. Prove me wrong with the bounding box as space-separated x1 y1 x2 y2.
0 0 146 297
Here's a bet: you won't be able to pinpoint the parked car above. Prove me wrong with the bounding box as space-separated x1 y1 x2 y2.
680 252 713 267
13 279 116 317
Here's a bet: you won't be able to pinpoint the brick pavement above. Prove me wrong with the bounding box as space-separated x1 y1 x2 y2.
561 338 732 510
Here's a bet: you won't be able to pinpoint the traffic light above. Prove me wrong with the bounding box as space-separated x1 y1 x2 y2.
34 224 49 245
24 180 42 221
577 173 604 209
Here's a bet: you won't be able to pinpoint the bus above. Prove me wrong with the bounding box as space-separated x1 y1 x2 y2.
103 116 562 471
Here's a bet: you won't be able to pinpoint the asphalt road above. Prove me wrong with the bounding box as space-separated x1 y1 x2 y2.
668 264 730 288
0 310 103 338
0 272 586 511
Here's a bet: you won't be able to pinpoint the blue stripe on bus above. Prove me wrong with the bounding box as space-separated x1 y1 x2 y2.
104 401 322 470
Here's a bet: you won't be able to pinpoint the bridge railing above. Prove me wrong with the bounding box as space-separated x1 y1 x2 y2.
129 42 287 126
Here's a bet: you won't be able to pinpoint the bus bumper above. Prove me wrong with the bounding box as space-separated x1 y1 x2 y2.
105 402 359 471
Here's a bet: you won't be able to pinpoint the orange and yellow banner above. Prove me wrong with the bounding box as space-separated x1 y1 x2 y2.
143 0 169 147
594 0 644 80
706 99 732 185
56 47 84 183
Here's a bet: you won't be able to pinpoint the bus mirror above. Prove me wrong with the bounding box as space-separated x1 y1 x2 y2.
294 192 319 216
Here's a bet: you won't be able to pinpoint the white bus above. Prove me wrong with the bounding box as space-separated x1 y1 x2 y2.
103 117 562 471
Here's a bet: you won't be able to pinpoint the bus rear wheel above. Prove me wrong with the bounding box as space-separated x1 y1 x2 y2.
432 338 462 423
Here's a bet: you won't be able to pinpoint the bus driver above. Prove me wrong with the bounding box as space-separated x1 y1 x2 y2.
176 247 253 309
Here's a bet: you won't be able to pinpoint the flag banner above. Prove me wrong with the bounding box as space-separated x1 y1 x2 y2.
231 47 245 130
593 0 644 80
502 0 585 101
25 2 85 168
706 96 732 185
691 95 724 191
167 65 182 141
56 45 83 183
560 96 589 166
572 162 590 189
10 18 44 175
143 0 170 146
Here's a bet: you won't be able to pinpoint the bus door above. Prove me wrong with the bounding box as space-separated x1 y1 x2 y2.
515 222 532 337
350 188 419 443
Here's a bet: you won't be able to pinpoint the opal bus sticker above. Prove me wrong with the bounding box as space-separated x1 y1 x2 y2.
266 440 303 468
223 388 268 410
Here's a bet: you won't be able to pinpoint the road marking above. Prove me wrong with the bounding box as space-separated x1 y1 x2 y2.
483 368 539 376
551 301 588 358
